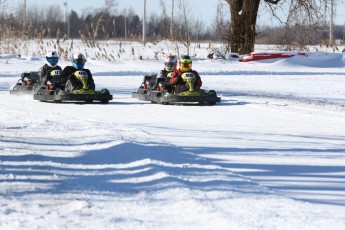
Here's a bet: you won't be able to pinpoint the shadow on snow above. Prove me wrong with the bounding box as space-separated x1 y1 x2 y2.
1 139 345 209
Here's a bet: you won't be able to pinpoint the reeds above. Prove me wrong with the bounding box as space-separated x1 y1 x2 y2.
0 20 214 62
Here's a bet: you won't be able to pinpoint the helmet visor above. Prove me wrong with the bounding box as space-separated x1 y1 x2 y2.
73 58 86 65
180 63 191 68
165 62 175 68
180 63 191 72
47 57 58 65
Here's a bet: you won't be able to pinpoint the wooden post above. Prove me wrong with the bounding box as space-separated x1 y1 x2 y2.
143 0 146 44
329 0 334 47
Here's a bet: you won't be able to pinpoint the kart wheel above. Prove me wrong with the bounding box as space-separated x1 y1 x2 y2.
101 100 109 104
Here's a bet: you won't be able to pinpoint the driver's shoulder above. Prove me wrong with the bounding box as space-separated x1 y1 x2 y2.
63 66 76 72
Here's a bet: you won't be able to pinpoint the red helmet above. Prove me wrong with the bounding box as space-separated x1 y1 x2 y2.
164 55 177 72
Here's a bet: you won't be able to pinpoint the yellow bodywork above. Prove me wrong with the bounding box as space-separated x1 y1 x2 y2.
178 90 203 96
72 71 95 94
50 70 61 77
180 72 196 92
50 70 61 82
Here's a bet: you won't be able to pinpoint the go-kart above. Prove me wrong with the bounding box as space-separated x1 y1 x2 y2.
33 70 113 104
10 71 40 94
132 74 158 100
135 72 221 105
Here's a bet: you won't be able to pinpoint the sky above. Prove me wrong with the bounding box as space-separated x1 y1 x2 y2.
5 0 345 27
11 0 220 27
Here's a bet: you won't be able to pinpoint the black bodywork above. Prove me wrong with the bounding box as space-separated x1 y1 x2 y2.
132 74 221 105
33 88 113 104
10 71 40 94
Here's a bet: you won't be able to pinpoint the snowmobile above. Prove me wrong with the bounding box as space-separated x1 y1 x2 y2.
33 70 113 104
144 72 221 105
131 73 158 100
9 71 40 94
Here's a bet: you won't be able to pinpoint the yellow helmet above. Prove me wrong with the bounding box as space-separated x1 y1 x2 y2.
179 55 192 72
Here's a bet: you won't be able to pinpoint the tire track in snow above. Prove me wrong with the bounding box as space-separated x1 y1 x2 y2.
0 94 276 197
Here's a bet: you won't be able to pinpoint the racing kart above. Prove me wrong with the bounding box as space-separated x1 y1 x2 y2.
132 74 158 100
10 71 40 94
33 70 113 104
135 72 221 105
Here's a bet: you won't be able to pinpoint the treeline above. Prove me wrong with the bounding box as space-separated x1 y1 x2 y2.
0 3 344 48
0 4 213 42
256 23 345 49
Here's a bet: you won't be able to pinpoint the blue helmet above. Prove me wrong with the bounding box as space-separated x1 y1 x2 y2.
46 50 59 67
72 53 86 70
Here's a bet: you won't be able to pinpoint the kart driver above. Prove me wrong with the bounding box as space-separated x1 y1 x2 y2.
169 55 202 93
60 52 95 92
38 50 62 85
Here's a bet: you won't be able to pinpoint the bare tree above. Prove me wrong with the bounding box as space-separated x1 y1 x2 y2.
0 0 10 16
224 0 332 54
0 0 11 53
0 0 11 26
158 0 172 40
215 1 231 52
173 0 194 55
94 0 117 39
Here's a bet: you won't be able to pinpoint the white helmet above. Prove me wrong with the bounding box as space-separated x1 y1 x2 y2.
46 50 59 67
164 55 177 72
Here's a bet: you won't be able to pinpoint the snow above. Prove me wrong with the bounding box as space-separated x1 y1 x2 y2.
1 43 345 229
